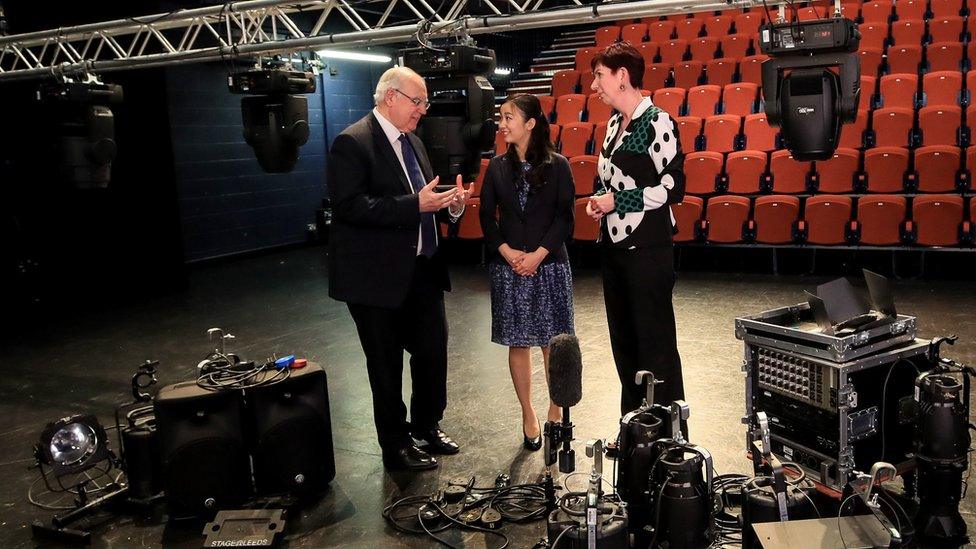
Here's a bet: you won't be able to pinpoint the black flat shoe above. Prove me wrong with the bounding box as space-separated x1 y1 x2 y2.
523 419 542 452
383 444 438 471
411 428 460 455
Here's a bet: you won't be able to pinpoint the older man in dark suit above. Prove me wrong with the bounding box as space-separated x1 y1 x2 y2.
327 66 469 471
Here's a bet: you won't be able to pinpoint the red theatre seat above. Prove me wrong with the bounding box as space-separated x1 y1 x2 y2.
660 39 689 65
643 63 672 91
861 1 894 23
872 108 915 148
675 18 705 41
864 147 910 192
569 155 599 196
637 42 660 65
838 109 868 149
914 145 961 193
918 105 962 146
705 195 751 243
816 148 860 193
891 18 925 45
706 58 737 87
720 34 752 58
594 25 622 48
551 70 580 98
576 48 598 72
754 195 801 244
587 94 613 124
621 23 649 45
723 83 759 116
672 196 705 242
738 55 769 86
913 194 964 246
805 195 853 245
684 151 724 194
703 114 742 153
674 61 705 89
653 87 687 118
705 15 734 36
686 85 722 117
857 195 907 245
555 94 587 124
457 198 484 239
769 150 812 194
886 45 923 75
726 150 768 194
878 73 918 109
733 12 765 36
592 123 608 155
922 71 963 107
560 122 594 158
742 113 778 152
893 0 927 21
649 21 677 44
573 198 601 241
927 42 964 72
928 16 965 43
675 116 703 153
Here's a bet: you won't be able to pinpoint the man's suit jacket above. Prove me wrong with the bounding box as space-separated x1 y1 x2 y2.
327 112 450 308
478 153 575 265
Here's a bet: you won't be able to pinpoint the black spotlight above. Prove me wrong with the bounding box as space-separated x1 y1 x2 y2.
37 78 124 189
229 64 315 173
401 44 497 183
35 414 112 478
914 371 971 545
759 17 861 161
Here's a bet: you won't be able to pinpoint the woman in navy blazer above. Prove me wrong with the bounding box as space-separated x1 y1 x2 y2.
479 93 576 451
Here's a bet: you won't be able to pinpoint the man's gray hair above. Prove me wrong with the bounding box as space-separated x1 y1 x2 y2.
373 66 423 106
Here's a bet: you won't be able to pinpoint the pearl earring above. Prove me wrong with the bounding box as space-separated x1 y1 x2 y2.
619 84 625 91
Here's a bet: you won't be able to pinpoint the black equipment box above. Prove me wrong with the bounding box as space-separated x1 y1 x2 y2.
400 44 496 76
758 17 860 55
228 70 316 95
735 302 917 362
742 339 932 492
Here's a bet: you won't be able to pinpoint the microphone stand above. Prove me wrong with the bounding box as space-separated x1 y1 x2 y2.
543 406 575 514
544 407 575 474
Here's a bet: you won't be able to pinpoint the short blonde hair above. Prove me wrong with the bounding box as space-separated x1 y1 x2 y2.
373 66 424 105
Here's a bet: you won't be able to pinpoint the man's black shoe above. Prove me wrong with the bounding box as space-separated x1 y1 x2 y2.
383 444 438 471
411 428 460 455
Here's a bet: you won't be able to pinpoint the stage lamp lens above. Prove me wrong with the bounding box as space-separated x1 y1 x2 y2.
49 422 97 466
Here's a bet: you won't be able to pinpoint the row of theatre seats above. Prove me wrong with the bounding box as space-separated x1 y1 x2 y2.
443 160 974 246
461 1 976 248
443 191 974 247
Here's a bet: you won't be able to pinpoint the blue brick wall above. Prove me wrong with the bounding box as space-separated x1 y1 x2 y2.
166 63 327 262
321 59 392 148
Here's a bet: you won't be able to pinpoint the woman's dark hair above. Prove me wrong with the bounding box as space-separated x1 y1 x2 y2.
502 93 555 194
591 41 644 90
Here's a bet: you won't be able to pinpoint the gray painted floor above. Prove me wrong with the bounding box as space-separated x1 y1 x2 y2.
0 246 973 548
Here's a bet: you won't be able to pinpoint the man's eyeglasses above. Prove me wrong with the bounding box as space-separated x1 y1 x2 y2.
393 88 431 109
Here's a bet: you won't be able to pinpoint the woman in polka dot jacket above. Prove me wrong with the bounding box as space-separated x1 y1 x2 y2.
587 42 686 414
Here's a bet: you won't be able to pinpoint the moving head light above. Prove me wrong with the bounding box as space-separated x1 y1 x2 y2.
229 66 315 173
760 17 861 161
37 79 124 189
401 44 497 184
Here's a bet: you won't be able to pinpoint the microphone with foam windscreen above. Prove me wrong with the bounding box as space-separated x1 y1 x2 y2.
544 334 582 473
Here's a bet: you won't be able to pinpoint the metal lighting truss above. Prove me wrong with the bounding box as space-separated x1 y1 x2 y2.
0 0 781 81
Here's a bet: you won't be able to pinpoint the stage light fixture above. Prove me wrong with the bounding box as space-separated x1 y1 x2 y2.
37 76 124 189
400 44 497 184
35 414 111 477
759 16 861 161
229 59 316 173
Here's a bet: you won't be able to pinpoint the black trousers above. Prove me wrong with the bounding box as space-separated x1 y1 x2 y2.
346 257 448 452
601 245 684 415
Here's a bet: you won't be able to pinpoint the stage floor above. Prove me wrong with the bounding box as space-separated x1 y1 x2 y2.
1 246 973 548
